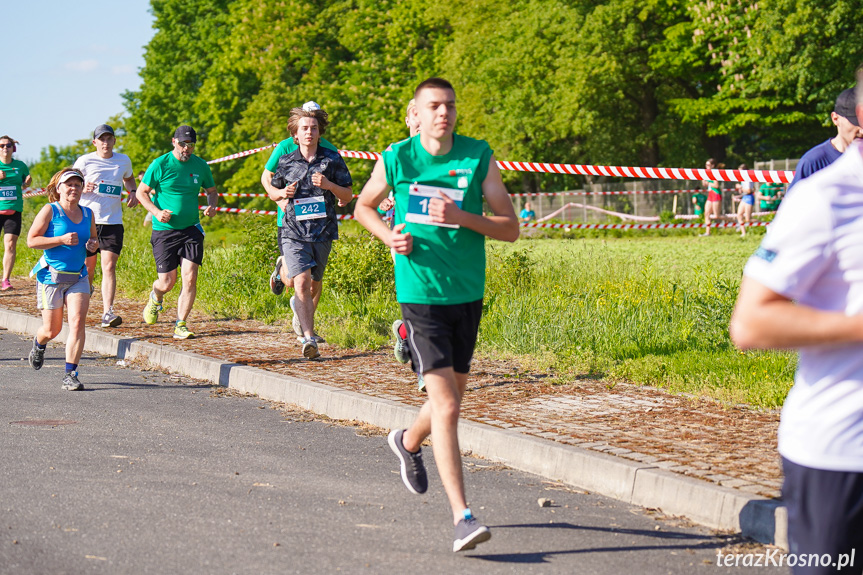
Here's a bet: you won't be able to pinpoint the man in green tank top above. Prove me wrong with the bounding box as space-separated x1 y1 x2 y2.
355 77 519 553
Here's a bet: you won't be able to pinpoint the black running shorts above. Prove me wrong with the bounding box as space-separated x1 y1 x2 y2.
150 225 204 273
0 211 22 236
399 299 483 375
782 457 863 572
86 224 125 257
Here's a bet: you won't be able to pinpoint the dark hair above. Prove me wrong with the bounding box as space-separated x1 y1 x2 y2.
287 108 329 144
414 77 455 99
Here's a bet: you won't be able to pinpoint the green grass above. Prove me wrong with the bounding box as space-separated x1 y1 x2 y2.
12 201 794 409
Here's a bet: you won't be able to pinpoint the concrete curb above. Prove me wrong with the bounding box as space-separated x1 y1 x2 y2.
0 306 787 548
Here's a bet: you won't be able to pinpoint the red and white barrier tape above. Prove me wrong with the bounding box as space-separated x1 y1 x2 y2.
334 150 793 183
207 143 277 165
675 211 775 220
495 161 792 184
204 206 768 230
522 221 769 230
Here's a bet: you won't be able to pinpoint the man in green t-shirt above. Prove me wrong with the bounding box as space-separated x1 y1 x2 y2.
136 125 219 339
355 77 519 553
0 135 32 291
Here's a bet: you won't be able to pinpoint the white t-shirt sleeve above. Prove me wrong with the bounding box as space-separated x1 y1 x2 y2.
121 154 133 180
72 155 87 175
743 183 834 301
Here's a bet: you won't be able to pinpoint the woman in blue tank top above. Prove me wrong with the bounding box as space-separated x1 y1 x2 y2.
26 168 98 391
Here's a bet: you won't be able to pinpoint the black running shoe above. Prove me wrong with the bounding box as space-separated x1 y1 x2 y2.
61 371 84 391
453 515 491 552
29 340 45 371
270 256 285 295
387 429 428 495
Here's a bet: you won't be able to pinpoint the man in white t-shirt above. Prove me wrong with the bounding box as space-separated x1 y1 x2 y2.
730 84 863 568
73 124 138 328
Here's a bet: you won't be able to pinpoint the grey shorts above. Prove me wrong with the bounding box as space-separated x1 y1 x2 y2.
36 275 90 310
278 233 332 282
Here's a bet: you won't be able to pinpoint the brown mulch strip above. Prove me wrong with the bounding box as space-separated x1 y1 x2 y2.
1 276 782 497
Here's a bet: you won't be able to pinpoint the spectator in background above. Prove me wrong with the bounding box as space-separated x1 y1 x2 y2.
788 87 863 190
691 187 707 220
700 158 723 236
757 182 784 212
734 164 755 238
519 201 536 223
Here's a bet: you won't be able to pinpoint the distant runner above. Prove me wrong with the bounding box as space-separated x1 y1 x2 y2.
0 135 32 291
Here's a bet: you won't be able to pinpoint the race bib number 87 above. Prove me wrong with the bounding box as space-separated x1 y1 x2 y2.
406 184 464 229
96 181 123 197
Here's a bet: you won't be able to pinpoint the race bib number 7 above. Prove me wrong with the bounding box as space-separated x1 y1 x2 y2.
0 186 17 201
294 196 327 221
405 184 464 229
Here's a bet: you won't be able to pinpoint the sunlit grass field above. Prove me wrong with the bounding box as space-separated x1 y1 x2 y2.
12 203 794 409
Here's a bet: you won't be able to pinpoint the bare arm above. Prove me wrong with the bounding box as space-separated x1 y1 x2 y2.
27 205 75 250
202 186 218 217
136 183 173 224
730 277 863 349
124 176 139 207
355 160 413 254
428 156 519 242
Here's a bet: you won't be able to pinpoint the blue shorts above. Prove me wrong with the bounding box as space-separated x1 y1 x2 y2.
741 194 754 206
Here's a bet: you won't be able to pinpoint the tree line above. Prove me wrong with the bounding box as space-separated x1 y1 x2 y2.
30 0 863 198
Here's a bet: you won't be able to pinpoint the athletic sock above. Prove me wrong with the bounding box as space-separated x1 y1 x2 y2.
34 338 46 350
65 363 78 374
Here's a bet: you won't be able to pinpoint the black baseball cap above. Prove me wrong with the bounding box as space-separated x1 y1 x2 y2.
173 125 197 143
834 88 860 127
93 124 115 139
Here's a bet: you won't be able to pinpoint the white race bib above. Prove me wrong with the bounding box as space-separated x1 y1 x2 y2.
294 196 326 221
405 184 464 228
96 180 123 197
0 186 18 201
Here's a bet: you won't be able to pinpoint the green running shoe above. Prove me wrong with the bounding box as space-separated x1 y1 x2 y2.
142 292 163 325
173 321 195 340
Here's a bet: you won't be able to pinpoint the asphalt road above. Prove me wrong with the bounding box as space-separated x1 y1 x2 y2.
0 329 785 574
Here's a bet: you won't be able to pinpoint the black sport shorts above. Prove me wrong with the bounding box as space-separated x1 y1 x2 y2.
782 457 863 572
150 225 204 273
399 299 483 375
86 224 125 257
0 211 22 236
